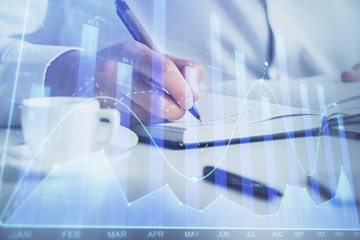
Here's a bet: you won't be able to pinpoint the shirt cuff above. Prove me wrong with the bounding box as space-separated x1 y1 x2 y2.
0 40 81 126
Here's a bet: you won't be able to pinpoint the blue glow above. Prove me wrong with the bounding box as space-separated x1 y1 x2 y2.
0 0 359 236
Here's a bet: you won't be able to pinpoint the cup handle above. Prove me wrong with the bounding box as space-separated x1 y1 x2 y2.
96 108 120 147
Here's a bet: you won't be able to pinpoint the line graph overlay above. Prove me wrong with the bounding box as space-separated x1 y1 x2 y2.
4 151 359 229
0 80 347 223
0 0 32 197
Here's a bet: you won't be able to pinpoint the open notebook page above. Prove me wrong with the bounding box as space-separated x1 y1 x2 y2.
133 93 321 146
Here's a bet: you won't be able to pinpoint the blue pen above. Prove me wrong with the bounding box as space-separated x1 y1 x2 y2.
203 166 283 201
115 0 202 122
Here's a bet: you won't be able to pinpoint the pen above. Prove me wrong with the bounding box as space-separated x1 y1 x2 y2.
203 166 283 201
115 0 202 122
306 176 334 200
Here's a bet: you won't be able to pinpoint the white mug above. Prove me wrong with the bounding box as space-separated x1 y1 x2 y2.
21 97 120 163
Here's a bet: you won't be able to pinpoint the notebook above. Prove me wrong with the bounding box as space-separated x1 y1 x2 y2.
132 93 329 148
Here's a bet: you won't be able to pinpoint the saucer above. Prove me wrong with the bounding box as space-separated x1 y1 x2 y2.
110 125 138 149
2 126 138 175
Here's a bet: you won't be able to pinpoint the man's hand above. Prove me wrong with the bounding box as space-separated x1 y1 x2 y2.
95 41 204 124
45 41 204 126
341 63 360 82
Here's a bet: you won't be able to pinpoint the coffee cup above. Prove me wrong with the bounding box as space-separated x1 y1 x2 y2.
21 97 120 164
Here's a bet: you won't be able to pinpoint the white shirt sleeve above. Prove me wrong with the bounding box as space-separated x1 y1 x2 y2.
0 39 77 127
0 0 77 127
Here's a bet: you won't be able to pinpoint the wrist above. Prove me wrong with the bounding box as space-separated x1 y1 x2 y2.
45 50 81 96
45 50 97 96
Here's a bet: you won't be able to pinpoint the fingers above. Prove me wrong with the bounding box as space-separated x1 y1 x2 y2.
126 74 187 120
95 41 205 121
114 41 195 110
95 73 186 121
99 41 205 110
341 63 360 82
166 54 205 101
180 66 200 101
165 54 205 85
154 57 194 110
